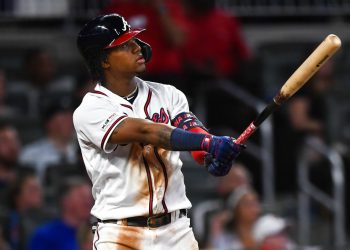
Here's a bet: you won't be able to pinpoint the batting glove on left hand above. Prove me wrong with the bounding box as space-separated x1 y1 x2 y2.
205 155 232 176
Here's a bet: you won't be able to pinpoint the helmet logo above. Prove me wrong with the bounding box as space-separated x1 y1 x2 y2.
121 17 129 31
113 18 129 36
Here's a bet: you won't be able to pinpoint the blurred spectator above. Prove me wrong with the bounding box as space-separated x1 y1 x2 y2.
77 223 93 250
3 173 50 250
102 0 189 90
274 60 336 193
216 162 252 200
27 177 93 250
0 122 22 195
19 100 77 181
253 214 296 250
0 70 17 117
208 186 261 250
287 60 335 142
192 163 253 246
7 48 74 118
182 0 251 83
0 123 18 185
182 0 256 132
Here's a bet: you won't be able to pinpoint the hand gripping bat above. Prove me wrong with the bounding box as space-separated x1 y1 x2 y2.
236 34 341 144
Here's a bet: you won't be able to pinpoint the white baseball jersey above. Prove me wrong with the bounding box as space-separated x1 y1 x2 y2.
73 77 192 220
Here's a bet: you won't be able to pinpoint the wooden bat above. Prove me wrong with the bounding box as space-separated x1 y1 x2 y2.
236 34 341 144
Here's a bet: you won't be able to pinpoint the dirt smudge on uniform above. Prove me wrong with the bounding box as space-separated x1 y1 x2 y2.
144 147 163 198
127 143 143 172
191 241 199 250
143 145 169 213
114 226 143 250
128 144 172 214
156 148 171 172
144 146 163 185
128 144 150 212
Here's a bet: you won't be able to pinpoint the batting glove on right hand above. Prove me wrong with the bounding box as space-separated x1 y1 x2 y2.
203 136 245 176
204 155 231 176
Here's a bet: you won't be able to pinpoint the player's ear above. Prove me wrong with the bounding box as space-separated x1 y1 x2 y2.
101 60 110 69
101 52 110 69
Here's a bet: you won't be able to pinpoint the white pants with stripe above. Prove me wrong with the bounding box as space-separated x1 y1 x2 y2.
93 216 199 250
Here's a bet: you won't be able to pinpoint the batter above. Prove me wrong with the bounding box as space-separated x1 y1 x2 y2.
74 14 244 250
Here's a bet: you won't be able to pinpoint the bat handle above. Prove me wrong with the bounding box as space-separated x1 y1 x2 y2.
235 122 258 144
236 101 279 144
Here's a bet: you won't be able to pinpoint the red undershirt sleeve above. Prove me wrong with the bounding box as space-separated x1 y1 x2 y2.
188 127 210 165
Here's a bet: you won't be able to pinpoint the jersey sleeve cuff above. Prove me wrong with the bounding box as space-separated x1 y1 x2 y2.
100 115 128 153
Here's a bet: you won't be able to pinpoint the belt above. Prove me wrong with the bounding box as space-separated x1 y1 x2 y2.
96 209 187 229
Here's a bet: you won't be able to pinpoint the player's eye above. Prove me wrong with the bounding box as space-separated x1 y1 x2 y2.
117 39 136 51
118 42 129 50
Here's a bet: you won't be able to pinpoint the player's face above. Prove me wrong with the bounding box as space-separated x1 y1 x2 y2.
104 38 146 77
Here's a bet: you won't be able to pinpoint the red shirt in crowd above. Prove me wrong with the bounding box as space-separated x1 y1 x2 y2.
102 0 188 75
183 9 250 77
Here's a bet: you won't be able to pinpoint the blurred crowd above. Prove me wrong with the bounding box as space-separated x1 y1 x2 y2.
0 0 348 249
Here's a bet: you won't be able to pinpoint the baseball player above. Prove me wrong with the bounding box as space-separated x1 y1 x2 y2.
73 13 244 250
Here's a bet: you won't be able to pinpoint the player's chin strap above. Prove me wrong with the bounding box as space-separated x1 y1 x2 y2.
135 38 152 63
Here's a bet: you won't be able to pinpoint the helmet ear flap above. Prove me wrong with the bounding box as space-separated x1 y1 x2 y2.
135 38 152 63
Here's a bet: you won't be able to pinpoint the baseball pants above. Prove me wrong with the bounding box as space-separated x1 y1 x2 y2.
93 216 198 250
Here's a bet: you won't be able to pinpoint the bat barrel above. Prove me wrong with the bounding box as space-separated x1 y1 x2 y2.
274 34 341 105
327 34 342 49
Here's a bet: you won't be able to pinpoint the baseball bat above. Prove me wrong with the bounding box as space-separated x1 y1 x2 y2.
236 34 341 144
